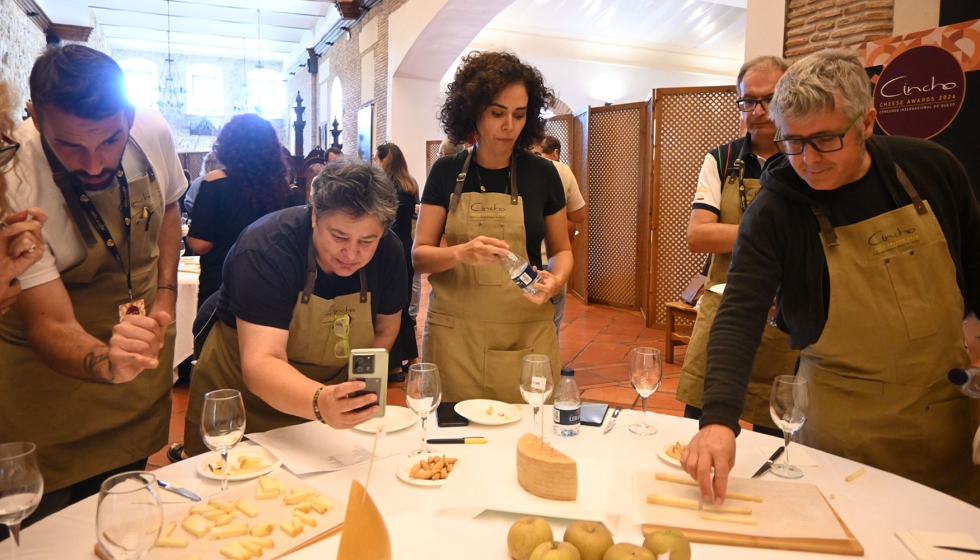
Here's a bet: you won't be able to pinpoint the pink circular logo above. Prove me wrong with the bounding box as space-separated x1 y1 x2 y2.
874 45 965 139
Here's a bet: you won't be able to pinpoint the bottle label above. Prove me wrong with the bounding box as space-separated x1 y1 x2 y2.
554 407 580 425
513 266 538 290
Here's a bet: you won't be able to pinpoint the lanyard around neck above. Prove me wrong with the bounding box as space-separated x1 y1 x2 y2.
72 168 136 302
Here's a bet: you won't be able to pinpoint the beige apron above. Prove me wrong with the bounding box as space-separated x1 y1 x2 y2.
184 231 375 456
677 152 799 428
0 140 175 493
799 165 980 506
422 151 560 403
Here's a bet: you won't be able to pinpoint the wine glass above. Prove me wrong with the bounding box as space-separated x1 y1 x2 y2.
96 471 162 560
769 375 809 479
179 239 186 258
629 347 663 436
201 389 246 492
519 354 554 442
405 363 441 456
0 442 43 557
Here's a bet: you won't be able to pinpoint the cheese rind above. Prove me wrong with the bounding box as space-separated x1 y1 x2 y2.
516 434 577 501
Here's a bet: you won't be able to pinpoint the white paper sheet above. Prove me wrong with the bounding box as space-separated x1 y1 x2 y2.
896 531 980 560
633 471 849 540
247 422 401 475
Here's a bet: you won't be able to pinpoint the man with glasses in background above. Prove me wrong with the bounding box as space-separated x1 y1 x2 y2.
682 48 980 507
676 56 798 438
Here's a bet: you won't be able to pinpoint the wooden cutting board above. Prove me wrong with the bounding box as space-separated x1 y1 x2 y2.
642 493 864 556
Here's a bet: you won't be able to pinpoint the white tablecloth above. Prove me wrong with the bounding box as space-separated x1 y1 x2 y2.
16 408 980 559
173 269 199 367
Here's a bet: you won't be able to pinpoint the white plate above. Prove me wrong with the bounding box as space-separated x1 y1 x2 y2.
197 445 281 481
656 441 689 468
396 453 459 487
708 283 726 294
454 399 523 425
353 405 417 433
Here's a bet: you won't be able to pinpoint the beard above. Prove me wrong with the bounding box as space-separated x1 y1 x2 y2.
69 167 118 191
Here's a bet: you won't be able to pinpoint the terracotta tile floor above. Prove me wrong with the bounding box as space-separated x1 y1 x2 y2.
148 276 700 469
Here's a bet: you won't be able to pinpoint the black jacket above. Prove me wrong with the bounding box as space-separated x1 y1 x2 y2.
700 135 980 433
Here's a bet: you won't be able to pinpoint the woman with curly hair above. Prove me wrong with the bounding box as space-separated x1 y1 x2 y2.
187 113 293 308
414 51 571 402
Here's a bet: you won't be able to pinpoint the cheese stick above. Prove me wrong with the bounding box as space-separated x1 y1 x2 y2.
845 467 866 482
646 494 699 510
654 472 764 502
702 503 753 515
700 511 758 525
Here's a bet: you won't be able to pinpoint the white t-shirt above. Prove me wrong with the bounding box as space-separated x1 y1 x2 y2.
692 152 767 215
5 109 187 290
541 159 586 265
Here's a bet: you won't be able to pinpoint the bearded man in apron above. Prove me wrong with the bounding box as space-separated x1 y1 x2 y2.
414 51 571 404
181 160 406 457
677 56 799 436
0 45 186 528
682 48 980 507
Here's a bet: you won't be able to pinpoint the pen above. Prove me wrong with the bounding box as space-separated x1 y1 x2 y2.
426 437 487 444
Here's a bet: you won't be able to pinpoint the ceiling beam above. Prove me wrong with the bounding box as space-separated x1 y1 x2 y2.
102 26 295 53
85 0 331 17
94 12 308 42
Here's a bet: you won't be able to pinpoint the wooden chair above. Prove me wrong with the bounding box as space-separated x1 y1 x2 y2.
665 301 699 364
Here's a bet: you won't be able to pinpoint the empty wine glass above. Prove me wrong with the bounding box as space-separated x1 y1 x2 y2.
0 442 43 557
629 347 663 436
201 389 246 492
406 363 442 456
96 471 162 560
519 354 554 441
769 375 809 479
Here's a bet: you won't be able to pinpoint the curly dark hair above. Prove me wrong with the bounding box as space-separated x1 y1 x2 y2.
439 51 555 151
213 114 289 213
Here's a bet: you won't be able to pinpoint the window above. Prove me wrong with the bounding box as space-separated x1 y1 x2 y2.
330 77 343 124
247 68 285 120
186 64 224 116
120 59 158 109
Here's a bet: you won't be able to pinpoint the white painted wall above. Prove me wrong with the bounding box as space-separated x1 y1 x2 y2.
744 0 786 59
388 76 443 186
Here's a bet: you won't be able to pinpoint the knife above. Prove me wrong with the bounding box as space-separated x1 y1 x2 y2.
157 479 201 501
602 407 622 435
934 546 980 555
751 446 785 478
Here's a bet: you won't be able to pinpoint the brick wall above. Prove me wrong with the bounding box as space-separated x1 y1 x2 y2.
785 0 895 59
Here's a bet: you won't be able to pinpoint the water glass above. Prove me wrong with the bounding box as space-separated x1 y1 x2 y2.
0 442 43 557
629 347 663 436
519 354 554 441
96 472 162 560
201 389 246 492
769 375 809 479
406 363 442 455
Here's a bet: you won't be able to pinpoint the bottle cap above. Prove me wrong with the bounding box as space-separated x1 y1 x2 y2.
561 367 574 377
948 368 968 386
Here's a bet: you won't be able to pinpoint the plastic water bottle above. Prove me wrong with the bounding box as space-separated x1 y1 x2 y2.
949 367 980 398
500 251 541 295
553 368 581 437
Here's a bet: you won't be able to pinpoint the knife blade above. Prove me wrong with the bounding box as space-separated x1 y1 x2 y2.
602 407 622 435
157 479 201 501
751 446 785 478
934 546 980 555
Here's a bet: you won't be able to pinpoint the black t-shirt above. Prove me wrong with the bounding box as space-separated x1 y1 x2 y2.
422 150 565 269
215 206 408 330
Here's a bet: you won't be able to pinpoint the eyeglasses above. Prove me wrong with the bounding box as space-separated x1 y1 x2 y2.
773 113 863 156
736 96 773 112
0 132 20 168
333 312 351 359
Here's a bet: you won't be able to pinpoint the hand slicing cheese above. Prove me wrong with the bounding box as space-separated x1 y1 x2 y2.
516 434 578 501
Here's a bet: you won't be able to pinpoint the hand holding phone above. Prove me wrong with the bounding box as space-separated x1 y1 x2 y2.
347 349 388 419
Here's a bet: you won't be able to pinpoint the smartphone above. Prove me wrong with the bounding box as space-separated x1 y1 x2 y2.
580 402 610 427
347 348 388 419
436 402 469 427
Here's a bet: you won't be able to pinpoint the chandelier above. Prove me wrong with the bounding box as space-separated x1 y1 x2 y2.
158 0 185 111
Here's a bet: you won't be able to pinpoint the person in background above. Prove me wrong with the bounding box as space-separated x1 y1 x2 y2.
375 141 419 382
180 160 406 456
186 113 291 310
326 146 344 162
683 48 980 506
0 45 185 525
530 135 585 332
675 56 797 437
182 148 221 217
414 51 570 403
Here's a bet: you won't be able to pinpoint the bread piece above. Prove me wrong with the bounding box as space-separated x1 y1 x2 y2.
516 434 578 501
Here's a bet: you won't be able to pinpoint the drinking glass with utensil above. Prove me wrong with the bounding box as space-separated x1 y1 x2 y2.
0 442 43 558
201 388 246 492
406 362 442 456
629 347 663 435
96 472 162 560
769 375 809 479
520 354 554 442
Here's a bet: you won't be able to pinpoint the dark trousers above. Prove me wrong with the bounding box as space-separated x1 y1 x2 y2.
683 404 783 438
0 458 148 542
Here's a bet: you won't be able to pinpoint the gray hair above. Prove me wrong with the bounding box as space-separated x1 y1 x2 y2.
736 55 790 96
200 149 222 175
769 48 872 128
311 159 398 228
438 138 465 158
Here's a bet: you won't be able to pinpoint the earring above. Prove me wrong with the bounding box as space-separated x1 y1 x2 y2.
467 132 476 146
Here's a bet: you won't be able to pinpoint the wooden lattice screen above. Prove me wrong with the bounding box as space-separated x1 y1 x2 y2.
569 109 590 303
178 152 208 180
649 86 739 327
425 140 441 177
587 102 647 310
544 115 573 168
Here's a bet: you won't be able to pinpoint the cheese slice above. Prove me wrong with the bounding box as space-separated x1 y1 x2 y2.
337 480 391 560
516 433 578 501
